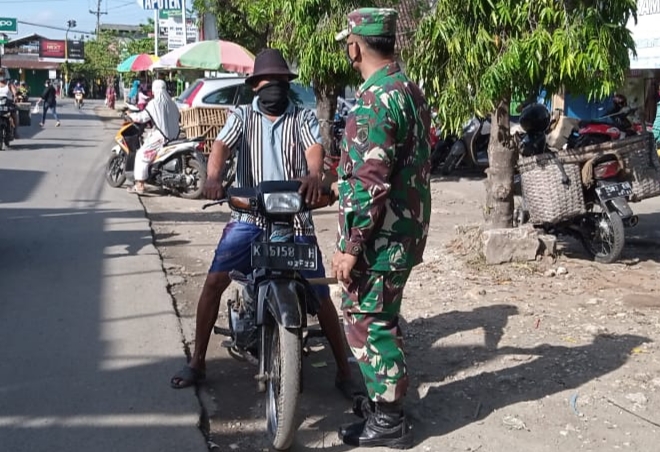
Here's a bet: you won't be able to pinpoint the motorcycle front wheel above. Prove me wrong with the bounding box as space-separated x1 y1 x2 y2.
265 323 301 451
579 208 625 264
106 153 127 187
179 158 207 199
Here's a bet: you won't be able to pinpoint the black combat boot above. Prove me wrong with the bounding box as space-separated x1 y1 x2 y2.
339 401 413 449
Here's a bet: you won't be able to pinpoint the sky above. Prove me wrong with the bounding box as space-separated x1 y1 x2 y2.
2 0 153 40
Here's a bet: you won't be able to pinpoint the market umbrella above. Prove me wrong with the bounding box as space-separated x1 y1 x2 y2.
153 40 255 73
117 54 160 72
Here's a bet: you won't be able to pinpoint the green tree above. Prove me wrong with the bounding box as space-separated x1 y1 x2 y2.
268 0 377 151
192 0 272 53
407 0 638 228
70 32 121 79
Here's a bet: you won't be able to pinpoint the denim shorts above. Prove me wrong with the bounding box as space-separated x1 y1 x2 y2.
209 221 330 300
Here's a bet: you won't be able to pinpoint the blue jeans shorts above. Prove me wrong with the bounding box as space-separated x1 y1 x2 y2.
209 221 330 300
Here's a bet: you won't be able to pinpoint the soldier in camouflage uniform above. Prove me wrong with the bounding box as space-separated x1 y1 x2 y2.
332 7 432 449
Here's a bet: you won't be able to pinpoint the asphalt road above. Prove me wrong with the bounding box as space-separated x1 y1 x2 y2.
0 101 206 452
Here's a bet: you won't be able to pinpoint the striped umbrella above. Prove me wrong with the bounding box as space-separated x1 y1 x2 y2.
152 40 255 73
117 54 160 73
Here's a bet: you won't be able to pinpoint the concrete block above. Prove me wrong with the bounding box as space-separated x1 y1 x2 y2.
538 234 558 256
482 224 541 265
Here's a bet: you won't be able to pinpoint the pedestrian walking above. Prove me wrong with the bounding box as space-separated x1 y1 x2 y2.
332 7 432 449
37 80 60 127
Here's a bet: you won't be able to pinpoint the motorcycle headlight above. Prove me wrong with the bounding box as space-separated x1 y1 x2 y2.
263 192 302 214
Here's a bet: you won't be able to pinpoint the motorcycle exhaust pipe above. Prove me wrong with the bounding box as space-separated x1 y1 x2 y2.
625 215 639 227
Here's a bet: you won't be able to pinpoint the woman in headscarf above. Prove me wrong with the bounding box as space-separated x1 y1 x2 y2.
127 79 181 194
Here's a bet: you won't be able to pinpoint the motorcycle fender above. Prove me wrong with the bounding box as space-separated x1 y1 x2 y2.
605 197 633 219
257 280 305 328
111 144 122 155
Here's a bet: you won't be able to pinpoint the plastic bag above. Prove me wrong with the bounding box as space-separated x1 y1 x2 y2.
31 104 40 114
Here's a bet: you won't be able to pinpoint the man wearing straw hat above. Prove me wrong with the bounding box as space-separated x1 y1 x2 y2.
170 48 355 399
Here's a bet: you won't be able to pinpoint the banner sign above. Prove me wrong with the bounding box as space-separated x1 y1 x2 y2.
137 0 181 10
0 17 18 34
38 39 85 62
628 0 660 69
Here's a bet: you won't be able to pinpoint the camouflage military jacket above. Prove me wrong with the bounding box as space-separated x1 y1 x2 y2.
337 62 432 271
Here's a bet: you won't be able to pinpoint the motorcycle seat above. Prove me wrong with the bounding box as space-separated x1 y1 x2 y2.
166 136 204 146
578 119 613 128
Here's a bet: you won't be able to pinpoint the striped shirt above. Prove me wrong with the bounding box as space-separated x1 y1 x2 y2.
217 98 322 236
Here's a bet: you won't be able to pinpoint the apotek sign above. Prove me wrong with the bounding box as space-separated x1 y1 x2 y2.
0 18 18 34
137 0 181 9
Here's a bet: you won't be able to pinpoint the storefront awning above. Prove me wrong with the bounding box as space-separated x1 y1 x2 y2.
1 57 61 70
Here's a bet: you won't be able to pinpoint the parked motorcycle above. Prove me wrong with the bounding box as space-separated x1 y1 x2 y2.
515 104 636 263
0 96 15 150
566 106 645 148
206 180 334 451
439 116 491 175
105 108 208 199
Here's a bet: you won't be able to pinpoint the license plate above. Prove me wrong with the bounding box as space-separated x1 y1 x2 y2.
251 242 318 271
595 181 633 201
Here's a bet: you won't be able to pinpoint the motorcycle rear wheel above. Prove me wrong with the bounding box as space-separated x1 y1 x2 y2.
179 158 207 199
265 323 301 451
580 208 625 264
106 153 127 188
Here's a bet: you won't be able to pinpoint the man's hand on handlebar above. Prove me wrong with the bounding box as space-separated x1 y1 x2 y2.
203 179 225 201
298 173 323 204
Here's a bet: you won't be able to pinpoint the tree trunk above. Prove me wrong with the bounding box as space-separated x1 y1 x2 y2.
313 82 341 183
484 98 516 229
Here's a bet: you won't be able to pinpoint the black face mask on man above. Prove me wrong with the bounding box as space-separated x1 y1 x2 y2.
256 81 290 116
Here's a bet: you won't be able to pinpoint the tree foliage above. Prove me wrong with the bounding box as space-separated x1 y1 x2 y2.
407 0 638 134
192 0 273 53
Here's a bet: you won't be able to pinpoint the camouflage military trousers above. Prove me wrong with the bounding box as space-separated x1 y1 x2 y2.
341 269 411 403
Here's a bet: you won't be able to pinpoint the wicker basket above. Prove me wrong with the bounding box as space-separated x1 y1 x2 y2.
555 133 660 202
179 107 229 154
518 153 586 224
620 134 660 201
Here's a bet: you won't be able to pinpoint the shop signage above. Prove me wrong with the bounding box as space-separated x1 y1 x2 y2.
629 0 660 68
0 18 17 34
38 39 85 62
137 0 181 10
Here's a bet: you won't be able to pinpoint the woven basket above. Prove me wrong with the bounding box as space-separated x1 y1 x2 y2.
555 133 660 201
518 153 586 224
179 107 229 154
620 134 660 201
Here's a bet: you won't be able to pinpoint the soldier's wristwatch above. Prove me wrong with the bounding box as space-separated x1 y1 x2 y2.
346 242 363 256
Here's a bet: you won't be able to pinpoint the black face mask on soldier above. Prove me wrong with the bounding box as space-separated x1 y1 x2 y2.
256 81 290 116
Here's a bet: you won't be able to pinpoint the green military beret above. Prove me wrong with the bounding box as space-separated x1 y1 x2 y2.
335 7 398 41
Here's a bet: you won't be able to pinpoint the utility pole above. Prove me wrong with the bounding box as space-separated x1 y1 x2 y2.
89 0 107 35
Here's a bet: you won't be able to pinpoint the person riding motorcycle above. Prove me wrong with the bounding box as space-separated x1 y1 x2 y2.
126 79 180 194
0 71 19 139
605 93 634 133
73 82 85 104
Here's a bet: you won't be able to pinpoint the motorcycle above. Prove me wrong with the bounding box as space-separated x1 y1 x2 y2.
206 180 335 451
105 107 208 199
514 104 636 264
439 116 491 175
74 91 84 109
566 106 645 148
0 96 15 150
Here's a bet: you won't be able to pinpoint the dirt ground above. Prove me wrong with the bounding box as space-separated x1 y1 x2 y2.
135 172 660 452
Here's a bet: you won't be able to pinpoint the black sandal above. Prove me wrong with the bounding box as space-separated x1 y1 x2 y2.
170 365 206 389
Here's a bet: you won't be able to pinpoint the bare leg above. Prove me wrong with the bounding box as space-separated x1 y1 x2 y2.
316 296 352 381
171 271 231 386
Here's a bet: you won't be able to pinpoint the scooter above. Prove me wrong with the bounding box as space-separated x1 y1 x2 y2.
74 91 84 109
0 96 15 150
206 180 335 451
105 106 208 199
439 116 491 175
566 107 645 148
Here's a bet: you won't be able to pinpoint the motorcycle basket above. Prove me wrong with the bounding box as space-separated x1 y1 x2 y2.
518 153 586 224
